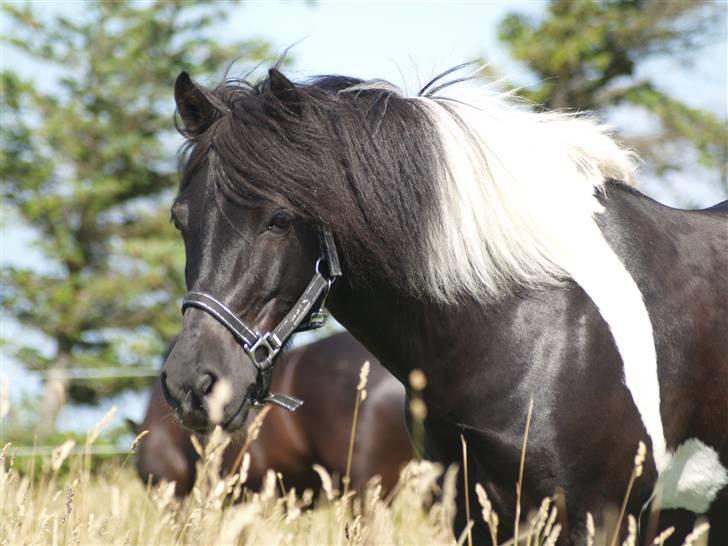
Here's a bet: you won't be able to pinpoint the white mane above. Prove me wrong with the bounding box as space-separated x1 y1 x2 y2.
414 86 639 303
413 85 672 476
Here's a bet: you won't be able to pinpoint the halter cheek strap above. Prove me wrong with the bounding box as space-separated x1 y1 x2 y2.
180 228 341 412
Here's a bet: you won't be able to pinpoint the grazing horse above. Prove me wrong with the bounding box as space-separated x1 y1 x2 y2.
161 66 728 544
131 332 412 496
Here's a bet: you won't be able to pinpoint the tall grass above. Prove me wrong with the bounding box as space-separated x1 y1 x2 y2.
1 404 455 545
0 399 712 545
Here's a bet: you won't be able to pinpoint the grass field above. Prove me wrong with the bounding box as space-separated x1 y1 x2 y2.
0 408 711 546
1 428 455 546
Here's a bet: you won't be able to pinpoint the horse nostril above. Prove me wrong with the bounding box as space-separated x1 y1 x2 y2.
160 371 179 408
196 372 216 397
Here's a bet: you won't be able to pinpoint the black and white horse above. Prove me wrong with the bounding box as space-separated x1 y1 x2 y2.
161 66 728 544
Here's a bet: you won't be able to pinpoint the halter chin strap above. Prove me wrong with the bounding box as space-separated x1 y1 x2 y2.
180 228 341 413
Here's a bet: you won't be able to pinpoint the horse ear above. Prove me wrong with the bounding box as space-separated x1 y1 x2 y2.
174 71 220 138
268 68 302 116
125 418 140 434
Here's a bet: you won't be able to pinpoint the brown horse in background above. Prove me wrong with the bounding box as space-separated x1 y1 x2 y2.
129 332 413 496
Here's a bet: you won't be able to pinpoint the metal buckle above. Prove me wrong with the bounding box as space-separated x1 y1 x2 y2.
244 333 281 370
307 311 328 329
294 311 328 333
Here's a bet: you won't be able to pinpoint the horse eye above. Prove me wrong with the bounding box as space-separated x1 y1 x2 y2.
170 213 183 232
268 210 293 233
170 202 188 232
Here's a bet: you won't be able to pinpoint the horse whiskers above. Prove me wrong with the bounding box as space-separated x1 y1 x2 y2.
158 412 179 425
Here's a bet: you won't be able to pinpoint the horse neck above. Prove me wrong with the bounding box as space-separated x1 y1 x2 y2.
328 278 479 405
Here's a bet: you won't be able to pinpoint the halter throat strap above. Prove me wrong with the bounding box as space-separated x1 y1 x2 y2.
180 229 341 412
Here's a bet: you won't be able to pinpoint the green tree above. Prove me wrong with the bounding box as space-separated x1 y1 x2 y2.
496 0 727 195
1 1 276 433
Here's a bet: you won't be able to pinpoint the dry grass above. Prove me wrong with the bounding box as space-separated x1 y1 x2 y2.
0 404 712 546
1 424 455 546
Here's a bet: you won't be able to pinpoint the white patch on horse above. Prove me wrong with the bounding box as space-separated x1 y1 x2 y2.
565 228 667 471
656 439 728 513
410 85 670 476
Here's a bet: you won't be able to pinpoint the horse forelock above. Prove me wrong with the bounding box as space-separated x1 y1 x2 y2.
177 68 641 303
178 73 447 295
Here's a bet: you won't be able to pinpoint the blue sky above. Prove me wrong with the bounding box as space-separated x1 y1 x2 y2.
1 1 726 431
225 2 542 87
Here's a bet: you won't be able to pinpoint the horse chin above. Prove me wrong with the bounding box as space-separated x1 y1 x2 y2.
219 396 253 433
177 412 215 434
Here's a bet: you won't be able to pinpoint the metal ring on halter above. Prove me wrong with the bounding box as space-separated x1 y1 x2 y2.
315 257 326 277
315 256 339 284
315 257 334 296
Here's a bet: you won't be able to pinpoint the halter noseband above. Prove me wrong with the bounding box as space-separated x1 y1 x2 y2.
181 229 342 413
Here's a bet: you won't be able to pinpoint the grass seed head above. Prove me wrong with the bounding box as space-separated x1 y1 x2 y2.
409 397 427 420
238 452 251 486
302 488 314 507
261 469 277 502
652 526 675 545
130 430 149 453
313 464 336 501
544 523 562 546
190 434 204 457
530 496 551 539
586 512 595 546
63 483 74 523
622 514 637 546
86 406 117 446
409 369 427 391
285 488 301 523
681 521 710 546
475 483 491 522
634 441 646 478
208 379 233 425
51 440 76 471
243 405 272 452
544 504 558 538
357 360 370 391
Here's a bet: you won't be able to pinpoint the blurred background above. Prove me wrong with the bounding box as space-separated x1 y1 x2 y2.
1 0 726 452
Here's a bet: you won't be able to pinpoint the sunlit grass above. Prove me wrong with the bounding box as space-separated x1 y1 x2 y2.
1 421 454 545
0 398 712 546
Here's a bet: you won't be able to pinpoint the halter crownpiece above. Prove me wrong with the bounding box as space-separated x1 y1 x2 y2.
180 228 341 412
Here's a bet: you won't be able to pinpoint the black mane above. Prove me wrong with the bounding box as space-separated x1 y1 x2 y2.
178 72 445 293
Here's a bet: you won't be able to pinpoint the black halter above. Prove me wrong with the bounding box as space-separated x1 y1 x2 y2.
181 229 342 412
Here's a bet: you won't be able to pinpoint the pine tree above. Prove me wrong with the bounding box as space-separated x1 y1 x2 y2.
496 0 727 195
1 1 276 432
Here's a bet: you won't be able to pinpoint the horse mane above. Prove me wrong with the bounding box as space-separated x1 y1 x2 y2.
178 67 639 303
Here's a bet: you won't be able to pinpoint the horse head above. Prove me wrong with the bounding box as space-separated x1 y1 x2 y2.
161 70 325 432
